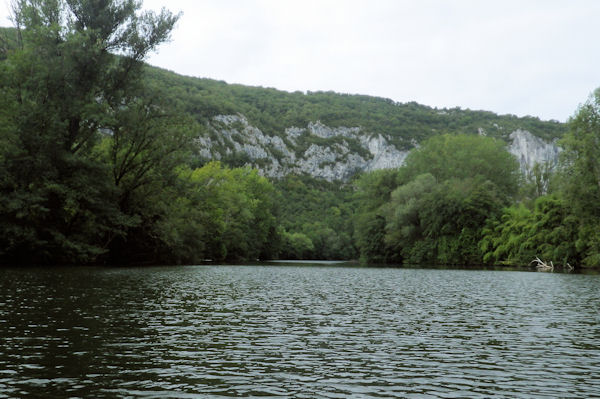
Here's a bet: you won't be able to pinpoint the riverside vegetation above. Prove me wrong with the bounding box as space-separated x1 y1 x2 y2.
1 1 599 269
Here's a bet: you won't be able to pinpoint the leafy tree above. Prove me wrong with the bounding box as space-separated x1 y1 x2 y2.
0 2 574 267
383 175 505 265
0 0 180 264
160 162 281 263
354 213 391 264
558 88 600 266
477 89 600 269
382 173 437 263
353 169 400 263
518 161 556 203
399 134 521 196
280 231 315 259
353 169 400 213
275 175 357 260
560 89 600 215
480 204 533 265
354 134 519 265
480 195 578 267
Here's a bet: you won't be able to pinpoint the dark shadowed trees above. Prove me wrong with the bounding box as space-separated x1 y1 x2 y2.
0 0 182 264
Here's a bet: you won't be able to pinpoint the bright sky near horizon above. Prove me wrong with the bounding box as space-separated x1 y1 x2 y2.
1 0 599 122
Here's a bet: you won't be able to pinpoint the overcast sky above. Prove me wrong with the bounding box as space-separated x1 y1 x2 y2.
2 0 599 122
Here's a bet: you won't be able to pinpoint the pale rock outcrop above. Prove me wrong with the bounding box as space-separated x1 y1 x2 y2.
308 121 360 139
195 114 561 181
284 127 304 145
508 129 561 172
364 134 409 171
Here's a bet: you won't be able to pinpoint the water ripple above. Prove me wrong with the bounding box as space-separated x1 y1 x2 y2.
0 265 599 398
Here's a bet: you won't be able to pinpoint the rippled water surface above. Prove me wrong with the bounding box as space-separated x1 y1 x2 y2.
1 265 599 398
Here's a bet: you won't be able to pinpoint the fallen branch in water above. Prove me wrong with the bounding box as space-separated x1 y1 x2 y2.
565 263 574 272
531 256 554 272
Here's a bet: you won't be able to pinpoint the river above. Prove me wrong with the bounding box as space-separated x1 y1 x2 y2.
1 264 599 398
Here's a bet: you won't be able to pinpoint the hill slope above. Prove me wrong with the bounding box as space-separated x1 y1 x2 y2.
145 66 565 180
0 23 568 181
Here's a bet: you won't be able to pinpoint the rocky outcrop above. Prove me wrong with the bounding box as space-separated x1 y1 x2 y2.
507 129 561 172
196 114 560 181
364 134 409 171
197 114 408 181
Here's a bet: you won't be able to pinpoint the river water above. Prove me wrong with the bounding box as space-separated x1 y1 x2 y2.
0 264 599 398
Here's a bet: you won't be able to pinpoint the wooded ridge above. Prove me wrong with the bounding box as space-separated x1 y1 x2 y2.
143 65 565 181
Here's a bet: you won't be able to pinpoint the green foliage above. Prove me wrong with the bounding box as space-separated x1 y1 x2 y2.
275 175 357 260
5 2 598 268
560 89 600 213
382 175 505 265
354 169 400 212
154 162 281 263
355 213 392 264
355 134 518 265
140 65 566 168
477 88 600 269
399 134 521 196
557 88 600 267
480 204 533 265
0 27 18 60
146 65 566 141
280 231 315 259
0 0 183 265
352 169 402 263
518 161 556 203
480 195 578 267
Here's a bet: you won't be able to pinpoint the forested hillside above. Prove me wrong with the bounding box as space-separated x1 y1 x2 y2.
3 2 600 269
142 66 565 182
145 66 566 145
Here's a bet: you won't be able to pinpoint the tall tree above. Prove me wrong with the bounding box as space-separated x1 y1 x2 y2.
0 0 181 264
560 89 600 218
354 134 520 265
156 162 282 263
399 134 521 196
559 88 600 266
353 169 400 264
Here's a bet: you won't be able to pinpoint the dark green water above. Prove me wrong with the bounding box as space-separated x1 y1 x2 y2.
0 265 599 398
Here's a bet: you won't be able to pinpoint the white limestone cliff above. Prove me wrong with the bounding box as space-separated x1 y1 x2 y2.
507 129 561 172
196 115 560 181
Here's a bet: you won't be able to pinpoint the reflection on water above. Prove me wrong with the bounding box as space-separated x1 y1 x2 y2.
1 265 599 398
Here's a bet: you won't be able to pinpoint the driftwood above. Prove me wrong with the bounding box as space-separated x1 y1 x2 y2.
530 257 576 272
565 263 574 272
531 256 554 272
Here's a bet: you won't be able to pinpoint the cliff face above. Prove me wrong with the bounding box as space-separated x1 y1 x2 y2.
196 114 560 181
507 129 561 172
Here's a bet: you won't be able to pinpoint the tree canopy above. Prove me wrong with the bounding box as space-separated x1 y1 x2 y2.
398 134 521 196
354 134 519 266
0 0 185 264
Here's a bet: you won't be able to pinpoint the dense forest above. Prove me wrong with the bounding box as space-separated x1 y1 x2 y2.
352 112 600 269
143 66 566 148
1 0 599 269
